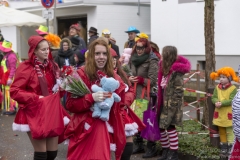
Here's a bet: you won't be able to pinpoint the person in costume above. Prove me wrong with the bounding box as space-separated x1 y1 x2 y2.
88 26 99 47
229 67 240 160
35 25 48 37
101 29 120 57
124 26 140 49
64 39 126 160
74 49 86 69
10 35 70 160
210 67 238 158
135 32 161 60
54 38 75 69
157 46 191 160
110 48 145 160
0 40 18 115
71 37 86 68
69 23 87 51
44 33 61 60
120 33 161 66
128 38 159 158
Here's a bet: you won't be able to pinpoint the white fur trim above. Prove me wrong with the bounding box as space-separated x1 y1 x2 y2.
12 122 30 132
125 122 138 131
125 129 138 137
106 122 114 133
84 122 91 130
110 143 116 151
63 116 70 126
124 83 129 92
64 139 69 145
125 122 138 137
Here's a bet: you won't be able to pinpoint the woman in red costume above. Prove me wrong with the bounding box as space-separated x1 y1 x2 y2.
64 39 126 160
111 48 145 160
10 35 69 160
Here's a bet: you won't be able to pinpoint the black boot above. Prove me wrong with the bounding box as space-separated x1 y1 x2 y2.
166 149 178 160
132 133 145 154
132 142 145 154
220 142 228 160
157 148 169 160
228 143 233 157
142 141 158 158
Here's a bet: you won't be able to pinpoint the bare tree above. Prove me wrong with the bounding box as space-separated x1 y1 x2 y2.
203 0 216 127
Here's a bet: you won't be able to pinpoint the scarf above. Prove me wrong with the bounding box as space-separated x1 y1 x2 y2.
131 53 149 68
218 83 232 90
34 56 50 96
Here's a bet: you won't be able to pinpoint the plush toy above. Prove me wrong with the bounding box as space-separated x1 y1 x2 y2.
91 76 121 121
122 48 132 65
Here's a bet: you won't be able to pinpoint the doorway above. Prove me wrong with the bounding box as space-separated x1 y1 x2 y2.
57 15 87 44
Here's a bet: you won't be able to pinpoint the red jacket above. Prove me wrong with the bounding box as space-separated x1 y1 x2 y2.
10 61 55 107
65 67 126 160
10 36 69 139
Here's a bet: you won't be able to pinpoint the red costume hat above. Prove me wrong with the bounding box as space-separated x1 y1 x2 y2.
110 48 117 57
70 23 80 31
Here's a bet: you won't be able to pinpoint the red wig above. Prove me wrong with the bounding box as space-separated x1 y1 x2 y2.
132 38 151 54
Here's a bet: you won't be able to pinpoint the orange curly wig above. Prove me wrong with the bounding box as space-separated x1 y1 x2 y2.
44 33 61 49
210 67 239 82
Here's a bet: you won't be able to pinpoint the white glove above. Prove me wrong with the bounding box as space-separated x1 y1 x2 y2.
92 91 104 102
52 79 63 93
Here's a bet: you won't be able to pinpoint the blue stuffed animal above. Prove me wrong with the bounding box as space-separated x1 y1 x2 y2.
91 76 121 121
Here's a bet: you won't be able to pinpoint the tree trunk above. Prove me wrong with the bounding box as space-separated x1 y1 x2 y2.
203 0 215 128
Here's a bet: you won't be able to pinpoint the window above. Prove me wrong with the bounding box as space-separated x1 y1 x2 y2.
198 61 206 70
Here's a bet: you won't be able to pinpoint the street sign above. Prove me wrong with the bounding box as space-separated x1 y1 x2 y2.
41 0 54 9
42 9 54 20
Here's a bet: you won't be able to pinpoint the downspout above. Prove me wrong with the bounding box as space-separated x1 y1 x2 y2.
53 0 57 34
137 0 140 15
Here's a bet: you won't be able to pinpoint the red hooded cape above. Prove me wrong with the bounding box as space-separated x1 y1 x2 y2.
64 66 126 160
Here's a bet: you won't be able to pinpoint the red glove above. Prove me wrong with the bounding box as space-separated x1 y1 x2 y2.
137 76 144 85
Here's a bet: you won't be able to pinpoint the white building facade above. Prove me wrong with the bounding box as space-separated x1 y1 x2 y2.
1 0 150 59
151 0 240 70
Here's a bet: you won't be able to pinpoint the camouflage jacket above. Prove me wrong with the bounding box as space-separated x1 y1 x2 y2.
157 56 191 129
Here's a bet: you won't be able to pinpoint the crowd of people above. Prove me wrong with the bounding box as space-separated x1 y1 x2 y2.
0 23 240 160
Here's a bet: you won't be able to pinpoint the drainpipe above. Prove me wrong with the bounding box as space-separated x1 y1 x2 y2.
137 0 140 15
53 0 57 34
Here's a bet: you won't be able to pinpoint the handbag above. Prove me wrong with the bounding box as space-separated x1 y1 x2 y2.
130 79 150 120
25 92 70 139
140 95 161 141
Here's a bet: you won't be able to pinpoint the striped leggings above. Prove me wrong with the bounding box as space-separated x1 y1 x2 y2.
159 125 178 150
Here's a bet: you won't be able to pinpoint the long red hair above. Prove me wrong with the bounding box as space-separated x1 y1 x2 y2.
85 39 114 81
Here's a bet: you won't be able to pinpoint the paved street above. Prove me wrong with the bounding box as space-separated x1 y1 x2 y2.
0 105 202 160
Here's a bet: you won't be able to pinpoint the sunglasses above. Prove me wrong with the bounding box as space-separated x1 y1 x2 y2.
136 46 145 51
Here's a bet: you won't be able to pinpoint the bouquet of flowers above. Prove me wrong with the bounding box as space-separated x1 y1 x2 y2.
60 66 90 97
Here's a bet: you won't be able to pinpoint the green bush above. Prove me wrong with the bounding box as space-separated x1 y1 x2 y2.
176 120 220 160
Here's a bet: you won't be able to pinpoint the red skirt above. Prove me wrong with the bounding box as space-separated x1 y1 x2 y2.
122 108 138 137
12 93 70 137
67 119 111 160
